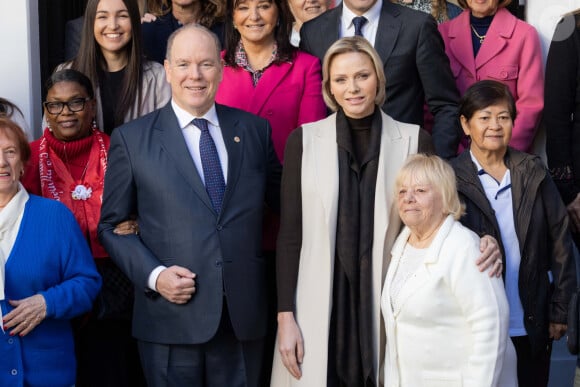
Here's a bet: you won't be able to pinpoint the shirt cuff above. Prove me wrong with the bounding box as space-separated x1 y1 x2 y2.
148 265 166 291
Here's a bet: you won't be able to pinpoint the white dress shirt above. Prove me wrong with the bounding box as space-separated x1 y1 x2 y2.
171 100 229 184
340 0 383 46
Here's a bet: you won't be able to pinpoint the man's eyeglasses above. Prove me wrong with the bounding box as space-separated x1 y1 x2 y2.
43 98 91 115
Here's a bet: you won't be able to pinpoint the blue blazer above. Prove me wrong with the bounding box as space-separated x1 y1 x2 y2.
98 103 281 343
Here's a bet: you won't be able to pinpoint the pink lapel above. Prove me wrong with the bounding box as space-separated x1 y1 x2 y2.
250 61 293 115
475 8 516 69
446 11 477 78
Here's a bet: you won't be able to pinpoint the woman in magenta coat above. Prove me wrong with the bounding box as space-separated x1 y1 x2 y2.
438 0 543 153
215 0 326 163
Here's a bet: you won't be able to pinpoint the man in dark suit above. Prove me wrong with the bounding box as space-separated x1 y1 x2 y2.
300 0 461 158
98 23 281 387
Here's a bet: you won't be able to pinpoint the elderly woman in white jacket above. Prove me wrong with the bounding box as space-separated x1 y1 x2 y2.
382 154 517 387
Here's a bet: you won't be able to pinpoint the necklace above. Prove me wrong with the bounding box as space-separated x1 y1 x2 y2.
471 24 486 44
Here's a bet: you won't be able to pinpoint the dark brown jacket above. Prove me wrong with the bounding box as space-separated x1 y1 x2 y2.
451 148 577 355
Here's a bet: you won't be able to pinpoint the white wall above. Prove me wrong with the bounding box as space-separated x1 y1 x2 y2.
527 0 580 63
0 0 41 139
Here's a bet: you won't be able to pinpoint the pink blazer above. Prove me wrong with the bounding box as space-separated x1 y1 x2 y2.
439 8 544 153
216 50 327 162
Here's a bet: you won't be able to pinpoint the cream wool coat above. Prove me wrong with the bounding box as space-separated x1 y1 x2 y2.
271 111 420 387
382 216 517 387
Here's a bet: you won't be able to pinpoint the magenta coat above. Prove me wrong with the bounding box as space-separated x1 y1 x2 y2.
439 8 544 153
216 50 326 162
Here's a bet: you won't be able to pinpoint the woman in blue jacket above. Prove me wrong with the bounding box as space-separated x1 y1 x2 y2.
0 118 101 387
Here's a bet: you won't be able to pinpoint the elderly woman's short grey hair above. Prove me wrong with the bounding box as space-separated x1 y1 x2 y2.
395 154 465 220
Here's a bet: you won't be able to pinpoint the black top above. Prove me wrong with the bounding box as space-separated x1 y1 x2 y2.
142 13 225 64
470 14 493 57
98 67 125 135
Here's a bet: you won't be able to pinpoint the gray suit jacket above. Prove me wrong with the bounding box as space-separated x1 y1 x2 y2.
300 1 461 158
98 103 281 344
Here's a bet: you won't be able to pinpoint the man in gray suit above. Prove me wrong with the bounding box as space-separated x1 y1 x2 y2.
99 23 281 386
301 0 462 158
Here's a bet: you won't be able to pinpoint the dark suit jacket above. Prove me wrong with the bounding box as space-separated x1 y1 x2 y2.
98 103 281 344
300 1 461 158
141 14 225 64
65 17 83 61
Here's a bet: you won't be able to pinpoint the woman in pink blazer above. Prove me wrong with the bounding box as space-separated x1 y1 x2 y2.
215 0 326 163
438 0 543 153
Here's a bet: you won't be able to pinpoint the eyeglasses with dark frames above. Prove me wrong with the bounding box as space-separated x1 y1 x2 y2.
43 98 92 115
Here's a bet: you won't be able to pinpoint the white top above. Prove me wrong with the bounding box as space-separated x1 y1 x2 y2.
470 152 526 337
290 27 300 47
0 184 28 331
389 243 425 312
340 0 382 46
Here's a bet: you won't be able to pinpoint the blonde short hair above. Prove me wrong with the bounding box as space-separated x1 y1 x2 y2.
321 36 386 112
395 154 465 220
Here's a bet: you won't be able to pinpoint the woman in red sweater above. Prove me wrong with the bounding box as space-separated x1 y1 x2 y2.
22 69 145 387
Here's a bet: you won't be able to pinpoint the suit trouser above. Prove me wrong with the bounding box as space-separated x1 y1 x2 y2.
138 302 264 387
511 335 552 387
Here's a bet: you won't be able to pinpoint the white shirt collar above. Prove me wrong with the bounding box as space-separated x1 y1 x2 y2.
470 151 511 188
171 100 220 130
342 0 382 34
469 151 486 174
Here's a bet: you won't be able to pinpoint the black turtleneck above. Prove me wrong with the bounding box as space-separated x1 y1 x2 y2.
470 13 494 57
345 111 375 167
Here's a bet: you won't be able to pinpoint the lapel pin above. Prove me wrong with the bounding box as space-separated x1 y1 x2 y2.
234 136 241 143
